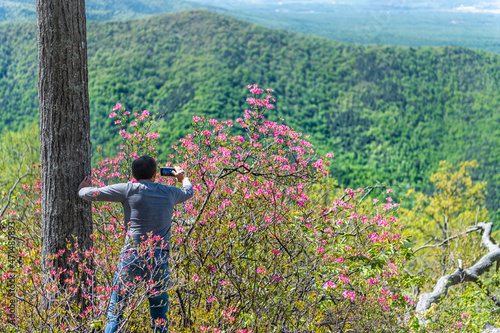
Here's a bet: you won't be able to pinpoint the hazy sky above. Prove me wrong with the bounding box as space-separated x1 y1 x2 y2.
188 0 500 12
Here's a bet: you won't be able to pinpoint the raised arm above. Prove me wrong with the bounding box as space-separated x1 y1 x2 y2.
172 166 194 205
77 176 128 202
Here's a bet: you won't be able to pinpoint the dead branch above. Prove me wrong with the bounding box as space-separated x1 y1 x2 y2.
416 222 500 314
413 226 481 254
484 323 500 333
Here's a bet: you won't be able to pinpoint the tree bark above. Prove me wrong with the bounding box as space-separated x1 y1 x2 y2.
37 0 92 286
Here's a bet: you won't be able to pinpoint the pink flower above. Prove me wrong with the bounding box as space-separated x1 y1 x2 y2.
142 110 149 117
314 159 323 169
272 275 283 283
124 111 131 115
323 281 337 290
256 267 267 274
338 275 350 284
342 290 356 301
114 120 121 125
130 122 137 127
246 225 258 232
109 112 117 118
207 296 218 303
113 103 122 111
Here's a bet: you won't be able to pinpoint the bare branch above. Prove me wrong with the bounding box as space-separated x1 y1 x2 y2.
413 226 481 254
0 149 31 219
416 222 500 314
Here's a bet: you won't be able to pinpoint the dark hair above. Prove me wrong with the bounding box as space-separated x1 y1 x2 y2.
132 155 157 180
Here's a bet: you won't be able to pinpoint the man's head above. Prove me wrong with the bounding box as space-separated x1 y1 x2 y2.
132 155 157 181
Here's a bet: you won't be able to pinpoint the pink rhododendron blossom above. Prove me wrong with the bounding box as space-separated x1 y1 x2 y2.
323 281 337 289
246 225 258 232
338 275 350 284
8 85 412 331
113 103 122 111
342 290 356 301
271 249 280 256
207 296 218 303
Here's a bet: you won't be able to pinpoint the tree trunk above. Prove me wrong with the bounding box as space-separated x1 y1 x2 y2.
37 0 92 288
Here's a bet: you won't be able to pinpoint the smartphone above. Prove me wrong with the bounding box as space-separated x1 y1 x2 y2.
160 167 175 177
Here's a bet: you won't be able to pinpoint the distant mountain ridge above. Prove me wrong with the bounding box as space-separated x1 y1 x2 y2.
2 0 500 54
1 10 500 219
0 0 212 21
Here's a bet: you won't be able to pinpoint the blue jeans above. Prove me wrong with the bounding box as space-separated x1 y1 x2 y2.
105 249 169 333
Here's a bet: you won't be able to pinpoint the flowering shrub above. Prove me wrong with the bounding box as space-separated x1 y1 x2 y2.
0 85 415 332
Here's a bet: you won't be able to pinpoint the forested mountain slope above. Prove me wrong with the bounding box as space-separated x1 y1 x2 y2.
1 10 500 217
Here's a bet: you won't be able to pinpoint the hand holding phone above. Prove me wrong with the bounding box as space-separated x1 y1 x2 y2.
160 167 175 177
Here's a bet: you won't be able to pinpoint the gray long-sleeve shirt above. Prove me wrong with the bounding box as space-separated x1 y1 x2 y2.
78 179 193 250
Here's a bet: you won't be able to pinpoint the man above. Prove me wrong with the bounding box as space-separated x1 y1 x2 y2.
78 155 193 332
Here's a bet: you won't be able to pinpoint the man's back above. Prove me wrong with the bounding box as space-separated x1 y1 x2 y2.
78 180 193 249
